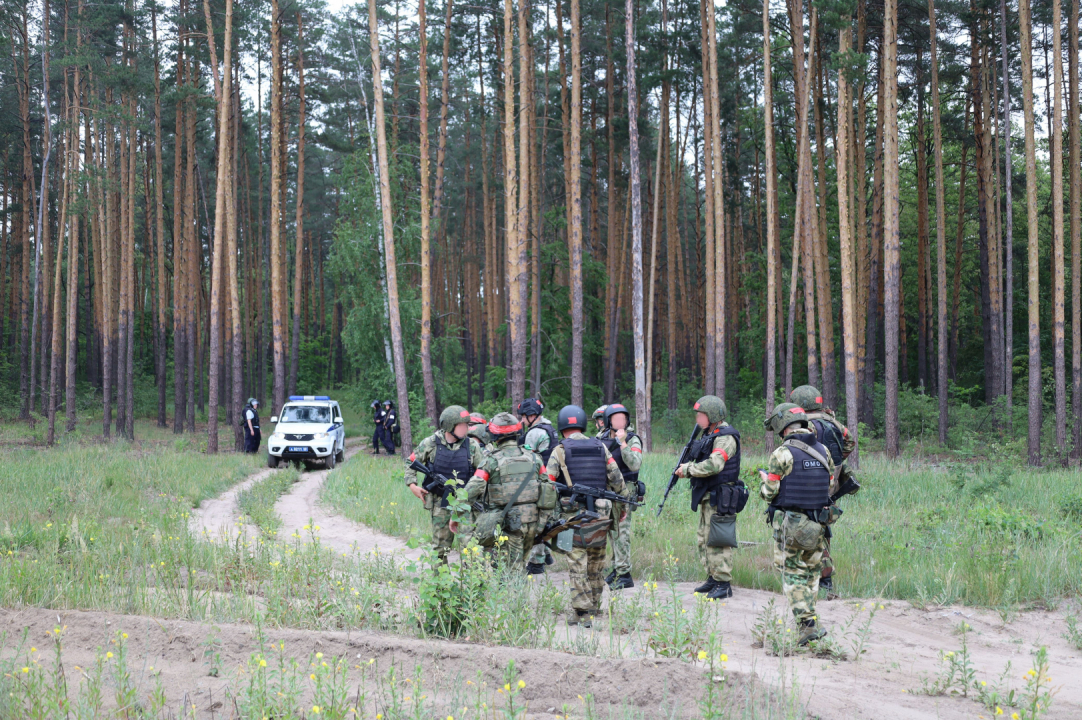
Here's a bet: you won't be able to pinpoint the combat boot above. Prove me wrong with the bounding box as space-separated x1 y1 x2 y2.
567 610 593 628
797 620 827 646
693 578 719 594
525 562 546 575
605 569 618 586
818 575 833 591
705 581 732 600
609 573 634 590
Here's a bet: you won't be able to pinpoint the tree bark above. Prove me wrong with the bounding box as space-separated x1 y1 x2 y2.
289 13 307 398
707 0 725 399
270 0 286 416
836 22 858 459
1000 0 1015 418
930 0 949 445
1019 0 1041 465
1051 0 1067 459
1069 0 1081 460
419 0 438 424
883 0 900 457
369 0 414 453
764 0 778 447
568 0 584 408
514 0 531 404
627 0 647 443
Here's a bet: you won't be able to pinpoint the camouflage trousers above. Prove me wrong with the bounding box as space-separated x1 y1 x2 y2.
771 516 826 623
527 509 554 566
490 522 538 572
696 499 733 582
430 504 453 561
567 545 607 612
820 535 833 579
607 505 633 575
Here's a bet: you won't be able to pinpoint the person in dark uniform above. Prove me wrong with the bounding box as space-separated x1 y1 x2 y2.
370 400 388 454
243 398 262 453
381 400 399 452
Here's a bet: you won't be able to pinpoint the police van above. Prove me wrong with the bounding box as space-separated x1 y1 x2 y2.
267 396 346 470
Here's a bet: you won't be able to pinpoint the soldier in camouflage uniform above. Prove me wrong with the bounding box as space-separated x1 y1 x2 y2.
597 403 643 590
545 405 627 628
591 406 608 434
674 395 742 600
405 405 487 562
759 403 834 646
455 413 546 571
789 385 856 592
519 397 561 575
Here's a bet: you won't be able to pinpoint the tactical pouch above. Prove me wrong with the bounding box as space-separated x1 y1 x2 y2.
776 510 824 551
714 482 750 515
537 482 558 510
636 480 647 499
553 529 574 554
706 513 738 548
472 510 504 547
572 517 612 548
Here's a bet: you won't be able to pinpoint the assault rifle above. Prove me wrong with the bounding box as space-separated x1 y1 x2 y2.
556 483 642 514
408 459 470 509
829 465 861 504
656 425 703 517
536 510 598 544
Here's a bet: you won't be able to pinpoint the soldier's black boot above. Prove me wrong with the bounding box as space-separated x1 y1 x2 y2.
705 581 732 600
798 619 827 646
525 562 546 575
693 578 718 594
610 573 634 590
604 569 618 586
819 575 833 591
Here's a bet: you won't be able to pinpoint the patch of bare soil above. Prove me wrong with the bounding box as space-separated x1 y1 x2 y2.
188 467 271 542
0 606 716 718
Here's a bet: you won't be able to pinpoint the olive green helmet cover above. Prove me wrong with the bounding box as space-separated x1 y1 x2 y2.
692 395 728 424
439 405 471 434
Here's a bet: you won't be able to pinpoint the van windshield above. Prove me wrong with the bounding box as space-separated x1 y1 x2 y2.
280 405 331 424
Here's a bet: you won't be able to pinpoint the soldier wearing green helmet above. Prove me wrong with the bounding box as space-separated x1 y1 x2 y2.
673 394 744 600
759 402 835 646
591 406 608 434
788 386 856 592
404 404 487 561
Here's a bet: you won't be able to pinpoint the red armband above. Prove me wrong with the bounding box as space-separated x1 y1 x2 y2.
606 457 616 465
630 447 642 453
409 453 416 461
473 469 490 482
547 473 558 482
711 449 729 461
767 473 781 482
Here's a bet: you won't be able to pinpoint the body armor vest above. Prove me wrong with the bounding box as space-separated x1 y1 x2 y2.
246 405 260 431
774 434 831 510
486 445 541 507
599 431 640 484
561 438 608 489
688 425 741 511
430 436 474 482
518 421 560 465
810 418 845 465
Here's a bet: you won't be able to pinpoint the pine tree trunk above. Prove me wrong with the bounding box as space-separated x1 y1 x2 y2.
763 0 778 447
568 0 584 408
230 68 244 452
707 0 725 399
369 0 413 453
626 0 647 443
1069 0 1081 460
700 0 715 396
915 48 930 393
269 0 286 416
419 0 438 425
813 40 835 405
1051 0 1067 459
1001 0 1015 418
173 43 188 433
1019 0 1041 465
883 0 900 457
289 13 307 398
66 46 83 433
513 0 531 404
836 22 859 457
930 0 949 445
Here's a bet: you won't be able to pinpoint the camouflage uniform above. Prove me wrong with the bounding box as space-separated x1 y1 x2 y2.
523 416 559 568
464 426 545 571
790 385 855 585
678 423 740 584
405 427 486 561
545 432 626 615
597 425 643 577
761 404 836 628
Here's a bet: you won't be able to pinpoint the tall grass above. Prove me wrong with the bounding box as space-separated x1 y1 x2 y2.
324 447 1082 607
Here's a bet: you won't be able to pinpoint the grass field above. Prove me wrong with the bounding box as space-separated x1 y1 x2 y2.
323 444 1082 609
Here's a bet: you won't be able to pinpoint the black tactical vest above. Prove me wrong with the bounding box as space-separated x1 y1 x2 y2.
688 425 741 511
431 436 474 482
518 421 560 465
246 405 261 432
774 434 831 510
561 438 609 489
599 431 639 485
810 418 845 465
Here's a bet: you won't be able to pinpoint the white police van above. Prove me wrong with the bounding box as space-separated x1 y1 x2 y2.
267 396 346 470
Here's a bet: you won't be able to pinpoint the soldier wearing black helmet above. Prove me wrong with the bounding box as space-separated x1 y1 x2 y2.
242 398 262 453
544 405 628 628
404 405 487 561
673 395 743 600
517 397 560 465
382 400 400 451
596 403 643 590
759 402 835 646
788 386 856 593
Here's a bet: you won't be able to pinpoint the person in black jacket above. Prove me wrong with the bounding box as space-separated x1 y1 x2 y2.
242 398 262 453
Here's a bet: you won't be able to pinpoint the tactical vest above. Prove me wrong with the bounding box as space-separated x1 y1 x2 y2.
561 438 609 489
688 425 741 511
246 405 260 432
518 420 560 465
599 431 639 485
810 418 845 465
430 435 474 482
774 434 831 510
486 445 541 508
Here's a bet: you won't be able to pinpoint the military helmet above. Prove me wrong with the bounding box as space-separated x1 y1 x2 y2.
487 412 523 440
439 405 471 433
692 395 727 425
764 402 809 435
383 399 393 407
468 412 487 426
557 405 587 432
517 397 544 417
790 385 824 412
591 405 608 421
247 397 259 407
370 400 380 409
604 403 630 428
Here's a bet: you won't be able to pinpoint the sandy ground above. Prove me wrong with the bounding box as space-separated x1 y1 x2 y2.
26 443 1082 719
